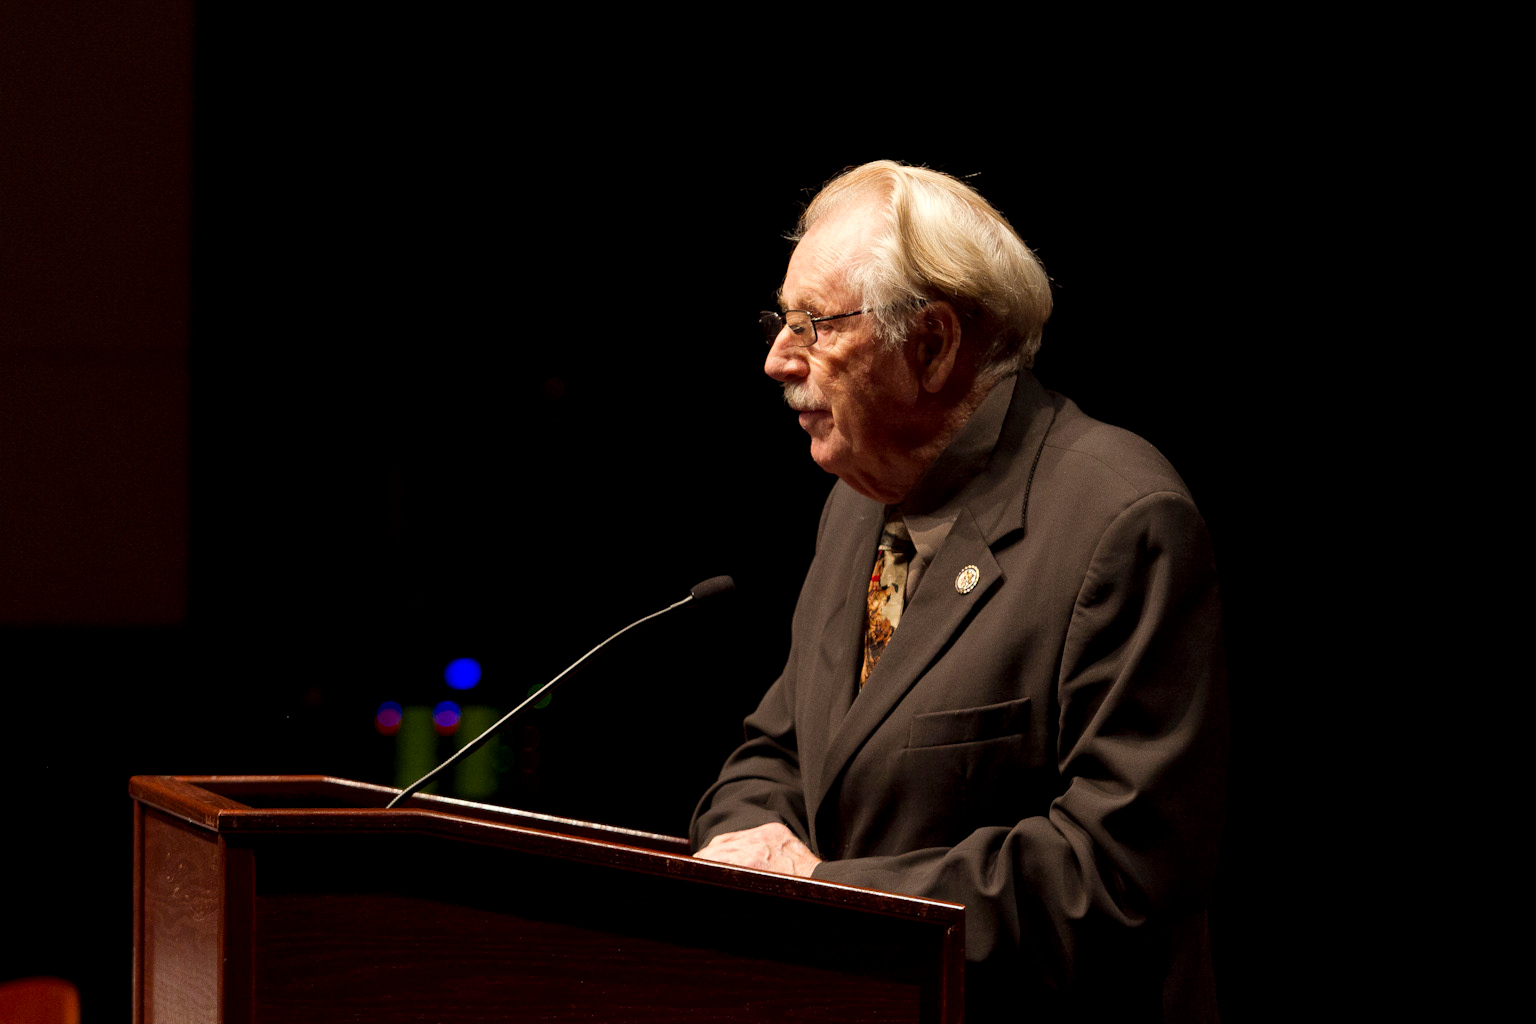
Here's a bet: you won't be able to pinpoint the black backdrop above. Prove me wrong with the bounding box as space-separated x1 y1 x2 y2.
3 7 1344 1019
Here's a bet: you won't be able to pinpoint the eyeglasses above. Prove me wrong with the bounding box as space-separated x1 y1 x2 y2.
759 308 865 347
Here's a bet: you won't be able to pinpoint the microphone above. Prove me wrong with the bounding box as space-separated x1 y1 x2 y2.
386 576 735 809
689 575 735 602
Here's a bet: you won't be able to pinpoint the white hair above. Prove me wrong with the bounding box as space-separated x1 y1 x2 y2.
796 161 1053 375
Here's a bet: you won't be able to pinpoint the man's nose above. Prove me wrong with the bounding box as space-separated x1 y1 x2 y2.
764 328 808 383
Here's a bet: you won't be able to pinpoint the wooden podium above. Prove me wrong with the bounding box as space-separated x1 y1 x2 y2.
130 775 965 1023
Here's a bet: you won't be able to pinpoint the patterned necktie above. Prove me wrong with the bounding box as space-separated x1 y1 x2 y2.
862 516 913 688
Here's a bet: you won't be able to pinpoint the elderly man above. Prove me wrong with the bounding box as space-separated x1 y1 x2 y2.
690 161 1227 1021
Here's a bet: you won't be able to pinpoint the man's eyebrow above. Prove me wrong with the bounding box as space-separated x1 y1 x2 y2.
775 286 822 313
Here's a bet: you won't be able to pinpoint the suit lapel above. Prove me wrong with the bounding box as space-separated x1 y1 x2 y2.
824 502 882 734
796 492 881 811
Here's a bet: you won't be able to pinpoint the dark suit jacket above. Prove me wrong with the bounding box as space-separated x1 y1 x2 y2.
691 372 1227 1022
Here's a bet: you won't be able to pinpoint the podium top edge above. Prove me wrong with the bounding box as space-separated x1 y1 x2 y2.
127 774 966 923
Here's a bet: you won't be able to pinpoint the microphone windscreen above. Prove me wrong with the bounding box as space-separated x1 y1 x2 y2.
689 576 736 602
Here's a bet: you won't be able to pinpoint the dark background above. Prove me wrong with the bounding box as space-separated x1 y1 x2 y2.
2 5 1344 1019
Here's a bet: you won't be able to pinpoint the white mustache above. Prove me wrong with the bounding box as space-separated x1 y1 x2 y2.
783 382 827 413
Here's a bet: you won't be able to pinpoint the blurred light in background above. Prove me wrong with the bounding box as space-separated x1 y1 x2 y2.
432 700 461 735
375 701 403 736
444 657 481 690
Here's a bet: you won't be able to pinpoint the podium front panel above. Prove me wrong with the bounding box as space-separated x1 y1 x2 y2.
132 775 964 1023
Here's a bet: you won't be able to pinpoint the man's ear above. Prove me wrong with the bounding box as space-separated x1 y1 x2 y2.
914 301 964 394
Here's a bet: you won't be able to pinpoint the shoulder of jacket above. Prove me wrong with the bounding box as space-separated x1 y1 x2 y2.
1040 395 1193 505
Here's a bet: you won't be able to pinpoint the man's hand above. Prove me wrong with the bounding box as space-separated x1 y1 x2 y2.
693 822 822 877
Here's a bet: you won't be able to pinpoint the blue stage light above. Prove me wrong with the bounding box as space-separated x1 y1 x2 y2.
444 657 482 691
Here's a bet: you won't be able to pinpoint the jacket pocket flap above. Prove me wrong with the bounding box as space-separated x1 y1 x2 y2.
907 696 1033 748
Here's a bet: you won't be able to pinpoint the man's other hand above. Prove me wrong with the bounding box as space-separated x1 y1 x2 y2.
693 822 822 877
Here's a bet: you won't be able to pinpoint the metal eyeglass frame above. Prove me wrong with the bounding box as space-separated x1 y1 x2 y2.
759 308 865 347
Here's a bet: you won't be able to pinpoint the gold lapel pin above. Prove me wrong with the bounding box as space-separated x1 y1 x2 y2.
955 565 980 594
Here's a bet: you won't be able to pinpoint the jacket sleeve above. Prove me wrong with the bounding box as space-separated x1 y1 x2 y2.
810 491 1227 999
688 487 844 850
688 663 812 848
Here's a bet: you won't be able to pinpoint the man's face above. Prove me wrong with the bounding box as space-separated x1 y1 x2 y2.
765 202 925 502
